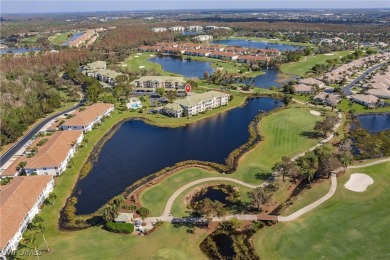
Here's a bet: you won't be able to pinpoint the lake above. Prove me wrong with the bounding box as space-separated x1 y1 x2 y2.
357 114 390 133
150 56 214 78
62 32 84 46
74 97 284 214
213 39 300 51
242 69 296 89
0 47 41 54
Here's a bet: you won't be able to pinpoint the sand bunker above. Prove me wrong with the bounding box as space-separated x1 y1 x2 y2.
121 64 127 67
344 173 374 192
324 53 335 56
134 56 139 58
139 66 145 69
310 110 321 116
150 54 155 57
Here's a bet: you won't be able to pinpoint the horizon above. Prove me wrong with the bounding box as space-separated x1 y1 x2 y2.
1 1 389 14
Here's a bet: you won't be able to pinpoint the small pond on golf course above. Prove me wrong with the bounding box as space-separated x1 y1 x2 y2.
357 114 390 133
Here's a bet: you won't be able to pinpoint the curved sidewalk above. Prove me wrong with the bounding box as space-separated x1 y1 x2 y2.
277 174 337 222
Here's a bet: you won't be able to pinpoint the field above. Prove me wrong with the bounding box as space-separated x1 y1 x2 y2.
122 53 176 76
280 51 350 76
254 161 390 259
48 32 76 45
233 105 323 183
19 35 43 44
234 36 313 47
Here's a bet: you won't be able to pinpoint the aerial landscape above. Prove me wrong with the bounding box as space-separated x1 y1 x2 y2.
1 0 390 259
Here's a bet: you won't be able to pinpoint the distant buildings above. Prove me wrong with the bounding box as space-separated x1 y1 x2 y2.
81 61 123 87
0 176 55 258
68 29 97 48
132 76 185 92
60 103 114 133
152 27 168 32
169 26 185 32
293 84 315 94
162 91 230 118
313 93 341 107
187 25 203 31
193 35 213 42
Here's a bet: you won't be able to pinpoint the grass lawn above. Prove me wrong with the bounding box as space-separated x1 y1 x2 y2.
234 36 314 47
27 224 207 259
20 35 43 44
232 105 323 184
48 32 76 45
171 180 253 217
338 98 390 113
253 161 390 259
280 51 350 76
139 168 220 216
122 52 177 76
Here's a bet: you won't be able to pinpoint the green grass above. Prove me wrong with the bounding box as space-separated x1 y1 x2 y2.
232 105 323 184
280 51 350 76
48 31 78 45
139 168 220 216
171 180 252 217
233 36 314 47
122 53 177 76
254 161 390 259
338 99 390 113
20 35 43 44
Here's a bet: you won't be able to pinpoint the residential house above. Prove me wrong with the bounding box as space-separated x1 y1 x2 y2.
184 49 210 57
60 103 114 133
293 84 314 94
350 94 382 108
132 76 185 92
1 130 84 176
209 52 238 60
0 176 54 258
162 91 230 118
193 35 213 42
114 213 134 223
313 92 341 107
299 78 325 88
367 88 390 99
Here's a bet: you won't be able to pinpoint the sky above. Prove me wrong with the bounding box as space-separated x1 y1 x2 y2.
1 1 389 14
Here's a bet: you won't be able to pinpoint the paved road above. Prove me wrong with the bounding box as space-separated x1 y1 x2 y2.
0 94 84 168
343 62 387 96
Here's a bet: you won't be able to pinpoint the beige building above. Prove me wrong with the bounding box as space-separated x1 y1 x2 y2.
132 76 185 92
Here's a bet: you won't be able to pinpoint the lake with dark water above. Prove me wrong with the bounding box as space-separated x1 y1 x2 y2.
213 39 300 51
246 69 295 89
74 97 284 214
357 114 390 133
150 56 214 78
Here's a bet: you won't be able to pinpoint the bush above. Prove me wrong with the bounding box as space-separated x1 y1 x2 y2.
105 222 134 234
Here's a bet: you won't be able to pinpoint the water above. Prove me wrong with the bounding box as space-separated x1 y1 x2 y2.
61 32 83 46
74 97 284 214
357 114 390 133
194 187 229 204
0 47 41 54
213 39 300 51
244 69 295 89
150 56 214 78
213 233 235 258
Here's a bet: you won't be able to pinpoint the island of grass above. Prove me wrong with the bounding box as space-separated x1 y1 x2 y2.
254 161 390 259
48 31 80 45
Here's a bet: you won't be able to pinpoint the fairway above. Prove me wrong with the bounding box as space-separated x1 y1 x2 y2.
253 161 390 259
233 105 322 183
280 51 350 76
122 53 177 76
48 31 77 45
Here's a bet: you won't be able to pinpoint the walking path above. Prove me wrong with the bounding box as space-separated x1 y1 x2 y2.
278 174 337 221
348 157 390 169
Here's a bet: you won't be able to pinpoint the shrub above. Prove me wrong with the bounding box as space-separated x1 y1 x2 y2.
105 222 134 234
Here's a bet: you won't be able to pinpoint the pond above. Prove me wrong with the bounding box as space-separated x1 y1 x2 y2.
357 114 390 133
245 69 295 89
0 47 41 54
213 39 300 51
61 32 84 46
213 233 235 258
150 56 214 78
74 97 284 214
193 187 230 205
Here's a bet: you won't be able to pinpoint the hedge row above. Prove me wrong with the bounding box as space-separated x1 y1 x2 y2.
105 222 134 234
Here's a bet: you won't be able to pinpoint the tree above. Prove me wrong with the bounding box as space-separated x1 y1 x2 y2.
337 139 353 169
272 156 298 181
314 115 338 137
156 87 165 97
204 71 210 80
185 80 198 90
17 161 27 173
296 151 318 184
137 207 150 219
166 90 177 103
193 199 226 218
247 187 271 211
86 84 101 103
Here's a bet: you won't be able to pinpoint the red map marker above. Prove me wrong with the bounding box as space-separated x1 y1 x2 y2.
185 84 191 93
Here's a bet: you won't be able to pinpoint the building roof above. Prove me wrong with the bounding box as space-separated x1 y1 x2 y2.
0 176 53 250
61 103 114 127
133 76 184 83
299 78 325 87
367 88 390 98
293 84 313 92
351 94 380 104
114 213 134 222
237 55 270 61
175 91 230 107
87 61 106 70
313 92 341 105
